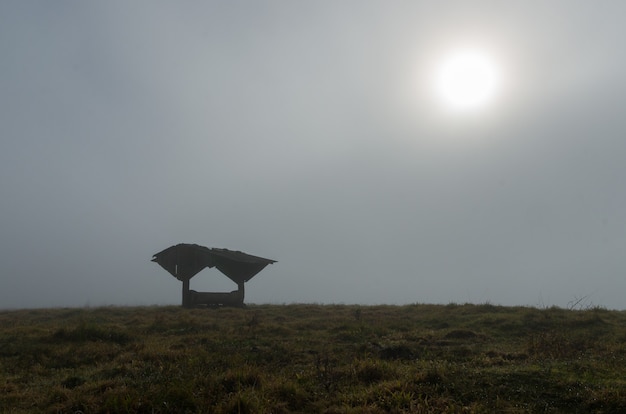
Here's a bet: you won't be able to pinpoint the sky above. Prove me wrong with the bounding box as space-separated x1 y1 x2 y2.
2 1 626 310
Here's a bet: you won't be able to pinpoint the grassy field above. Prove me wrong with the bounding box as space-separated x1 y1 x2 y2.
1 303 626 413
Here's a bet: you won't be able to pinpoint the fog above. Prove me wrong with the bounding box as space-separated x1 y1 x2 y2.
2 1 626 309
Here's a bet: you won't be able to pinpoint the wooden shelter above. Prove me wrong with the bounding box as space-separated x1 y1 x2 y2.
151 243 276 307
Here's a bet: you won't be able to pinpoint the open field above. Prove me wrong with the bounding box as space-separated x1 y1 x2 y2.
1 303 626 413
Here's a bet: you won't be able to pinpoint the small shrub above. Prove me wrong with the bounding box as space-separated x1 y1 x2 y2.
379 344 415 360
271 382 310 411
221 391 260 414
527 331 588 359
52 322 132 345
444 329 478 339
220 369 262 393
315 353 340 392
101 389 141 413
420 366 445 385
354 360 393 384
371 382 415 411
61 376 85 389
160 385 197 412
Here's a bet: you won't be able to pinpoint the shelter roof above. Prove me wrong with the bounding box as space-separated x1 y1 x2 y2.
151 243 276 284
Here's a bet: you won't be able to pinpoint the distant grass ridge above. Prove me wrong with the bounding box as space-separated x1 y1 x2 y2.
1 303 626 413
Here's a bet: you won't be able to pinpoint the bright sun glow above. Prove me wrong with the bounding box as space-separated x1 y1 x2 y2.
434 48 501 113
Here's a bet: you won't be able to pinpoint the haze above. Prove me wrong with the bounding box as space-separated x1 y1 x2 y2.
2 1 626 310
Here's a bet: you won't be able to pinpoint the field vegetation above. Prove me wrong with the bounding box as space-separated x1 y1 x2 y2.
1 303 626 413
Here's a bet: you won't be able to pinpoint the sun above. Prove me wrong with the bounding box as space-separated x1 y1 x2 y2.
434 48 501 113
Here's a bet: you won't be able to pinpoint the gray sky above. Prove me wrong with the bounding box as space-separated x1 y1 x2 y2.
2 1 626 309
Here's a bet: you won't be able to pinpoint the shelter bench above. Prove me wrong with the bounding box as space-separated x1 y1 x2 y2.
188 289 244 307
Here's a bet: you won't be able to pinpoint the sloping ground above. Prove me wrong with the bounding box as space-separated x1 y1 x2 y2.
1 303 626 413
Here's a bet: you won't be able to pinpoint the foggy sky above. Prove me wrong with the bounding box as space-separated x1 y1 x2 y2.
2 1 626 309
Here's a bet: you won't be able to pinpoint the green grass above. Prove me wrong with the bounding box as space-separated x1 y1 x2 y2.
1 303 626 413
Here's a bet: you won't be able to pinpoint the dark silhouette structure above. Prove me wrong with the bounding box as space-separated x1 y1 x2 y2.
151 243 276 307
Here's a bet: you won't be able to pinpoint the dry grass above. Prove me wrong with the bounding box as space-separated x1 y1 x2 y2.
1 303 626 413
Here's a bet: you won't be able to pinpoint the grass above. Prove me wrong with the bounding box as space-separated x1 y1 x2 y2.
1 303 626 413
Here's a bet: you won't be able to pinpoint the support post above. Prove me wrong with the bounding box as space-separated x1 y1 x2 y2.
237 282 245 306
182 278 190 307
